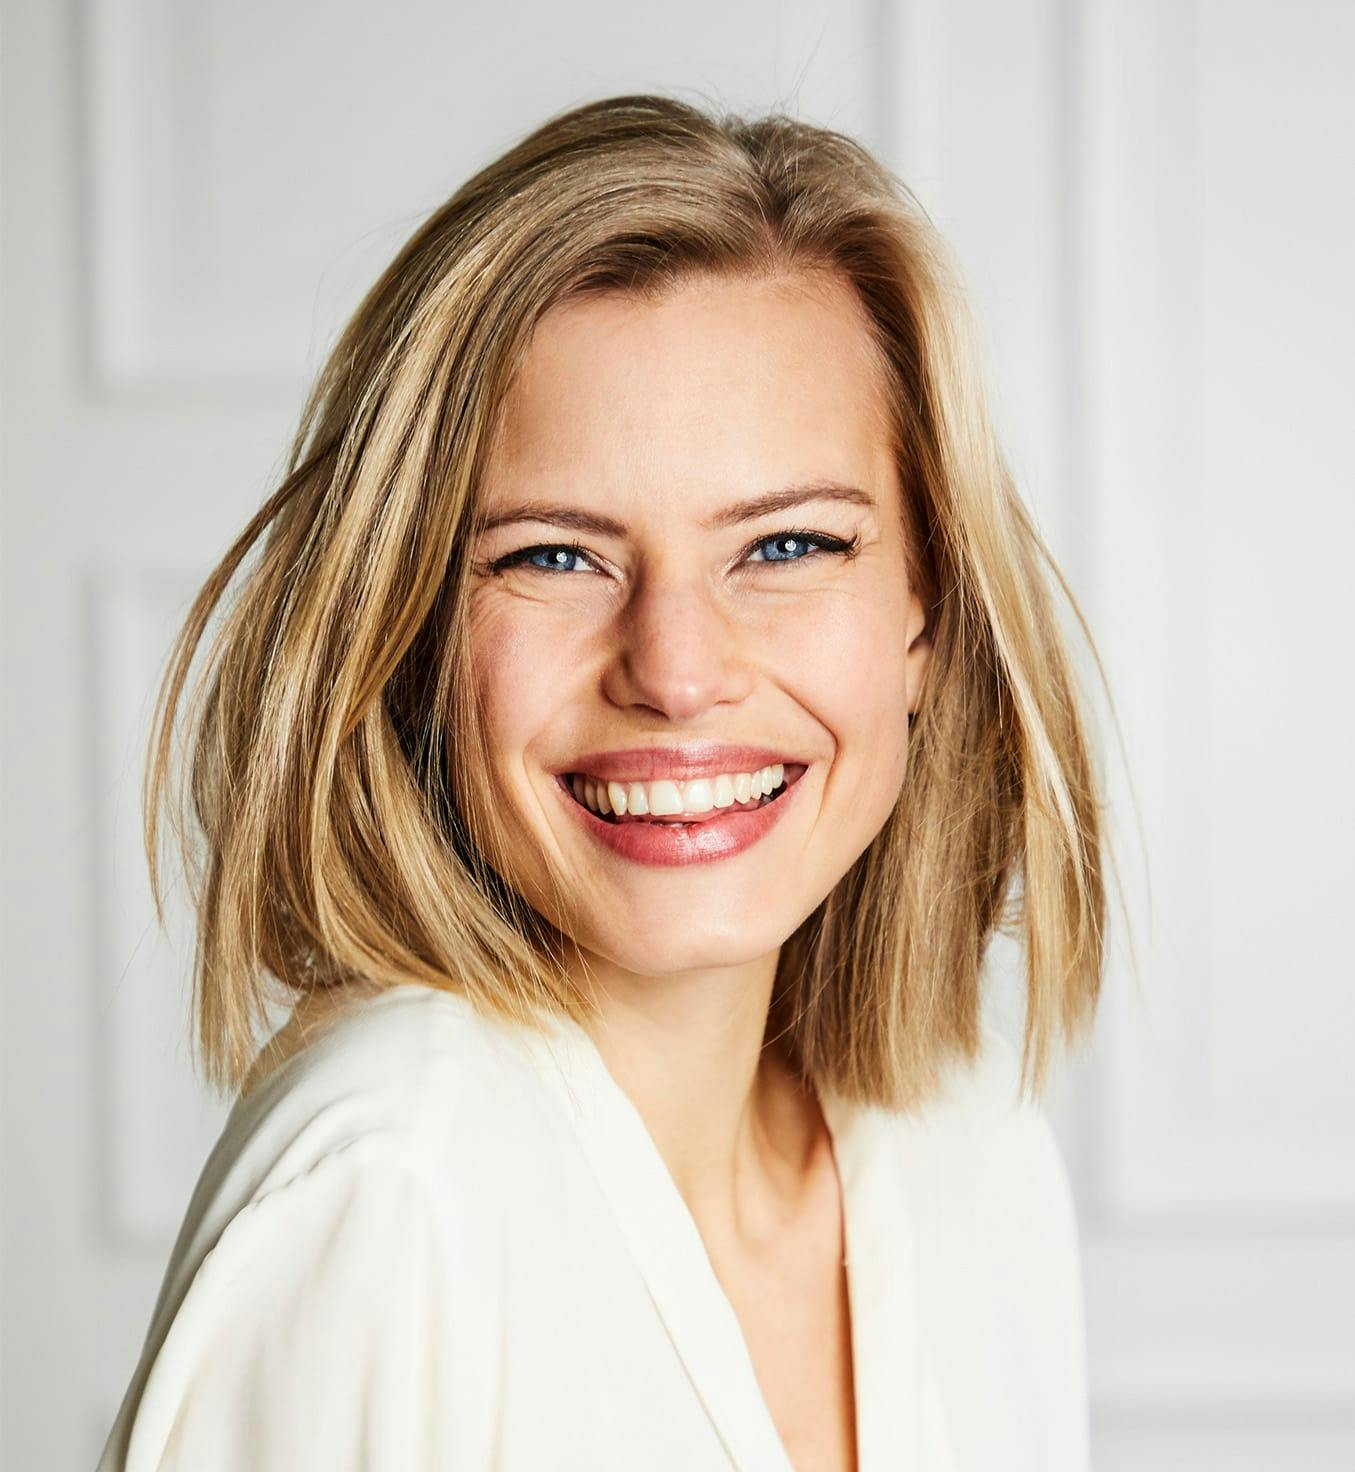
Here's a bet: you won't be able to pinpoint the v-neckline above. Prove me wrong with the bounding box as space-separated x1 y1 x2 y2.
502 1002 957 1472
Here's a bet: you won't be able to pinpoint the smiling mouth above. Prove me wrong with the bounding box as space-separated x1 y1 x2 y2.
558 764 807 825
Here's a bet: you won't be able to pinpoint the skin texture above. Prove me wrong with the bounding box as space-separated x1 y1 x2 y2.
467 269 932 1470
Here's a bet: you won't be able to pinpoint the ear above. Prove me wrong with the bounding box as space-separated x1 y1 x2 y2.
904 587 932 716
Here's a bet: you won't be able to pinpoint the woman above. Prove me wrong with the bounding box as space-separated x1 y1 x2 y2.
98 93 1107 1471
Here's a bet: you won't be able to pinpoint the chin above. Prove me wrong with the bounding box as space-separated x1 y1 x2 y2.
587 920 795 976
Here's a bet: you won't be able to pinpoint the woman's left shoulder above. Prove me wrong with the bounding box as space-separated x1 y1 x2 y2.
889 1026 1079 1232
885 1028 1091 1468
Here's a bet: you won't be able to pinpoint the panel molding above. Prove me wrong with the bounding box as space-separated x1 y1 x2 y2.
1067 0 1355 1224
1061 0 1355 1439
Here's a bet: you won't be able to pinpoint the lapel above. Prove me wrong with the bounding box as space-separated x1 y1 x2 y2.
511 1009 957 1471
819 1085 958 1471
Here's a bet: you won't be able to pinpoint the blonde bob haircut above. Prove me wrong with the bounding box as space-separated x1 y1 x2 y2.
146 92 1110 1111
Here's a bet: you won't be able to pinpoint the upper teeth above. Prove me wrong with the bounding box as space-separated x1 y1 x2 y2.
570 764 787 817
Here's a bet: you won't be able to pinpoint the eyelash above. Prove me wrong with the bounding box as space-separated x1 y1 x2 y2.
485 527 861 577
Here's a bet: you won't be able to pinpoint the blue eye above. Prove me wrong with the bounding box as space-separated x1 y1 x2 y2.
747 532 845 563
521 546 592 573
486 528 858 576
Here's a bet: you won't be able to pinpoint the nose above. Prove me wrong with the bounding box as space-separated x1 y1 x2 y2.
600 564 754 720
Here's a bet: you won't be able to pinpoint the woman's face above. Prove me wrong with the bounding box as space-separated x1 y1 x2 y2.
466 270 931 980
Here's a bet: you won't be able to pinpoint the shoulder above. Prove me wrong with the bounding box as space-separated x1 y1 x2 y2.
98 1116 475 1470
888 1025 1079 1234
883 1028 1090 1468
230 982 555 1182
98 984 536 1470
240 979 533 1114
150 985 555 1367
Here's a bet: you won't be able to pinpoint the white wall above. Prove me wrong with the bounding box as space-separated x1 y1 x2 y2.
2 1 1350 1465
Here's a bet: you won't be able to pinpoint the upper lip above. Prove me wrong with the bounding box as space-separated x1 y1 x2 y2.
557 743 807 783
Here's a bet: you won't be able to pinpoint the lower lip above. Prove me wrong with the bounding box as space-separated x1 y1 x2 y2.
552 769 806 867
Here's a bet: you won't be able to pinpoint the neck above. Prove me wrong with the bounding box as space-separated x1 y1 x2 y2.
567 947 823 1244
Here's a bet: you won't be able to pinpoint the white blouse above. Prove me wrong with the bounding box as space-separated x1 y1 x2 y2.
97 981 1090 1471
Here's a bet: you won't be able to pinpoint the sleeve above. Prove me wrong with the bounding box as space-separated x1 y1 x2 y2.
101 1137 458 1472
976 1100 1091 1471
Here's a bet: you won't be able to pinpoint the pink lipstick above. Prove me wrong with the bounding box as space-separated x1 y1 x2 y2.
552 761 809 867
556 742 804 784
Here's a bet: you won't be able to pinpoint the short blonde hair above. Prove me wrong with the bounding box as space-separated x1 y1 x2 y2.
146 93 1109 1110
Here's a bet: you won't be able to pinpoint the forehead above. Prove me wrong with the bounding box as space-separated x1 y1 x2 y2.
482 271 897 509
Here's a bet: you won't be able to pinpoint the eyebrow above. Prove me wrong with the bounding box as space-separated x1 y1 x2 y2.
475 481 877 538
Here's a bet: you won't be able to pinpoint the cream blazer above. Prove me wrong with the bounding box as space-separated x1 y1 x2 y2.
96 982 1090 1470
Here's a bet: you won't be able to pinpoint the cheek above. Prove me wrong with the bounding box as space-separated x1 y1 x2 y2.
464 600 585 869
468 599 572 754
787 586 912 804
